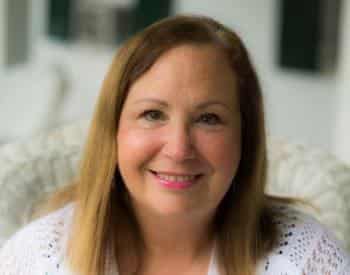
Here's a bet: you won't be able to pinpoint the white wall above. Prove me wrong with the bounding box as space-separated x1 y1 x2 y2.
0 0 348 164
0 39 115 144
175 0 338 152
0 0 115 143
334 0 350 164
30 0 47 47
0 1 7 70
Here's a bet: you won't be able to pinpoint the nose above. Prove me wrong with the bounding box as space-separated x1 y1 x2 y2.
162 122 196 162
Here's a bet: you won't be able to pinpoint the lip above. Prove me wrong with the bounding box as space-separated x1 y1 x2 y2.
150 170 200 176
150 170 202 177
149 170 202 190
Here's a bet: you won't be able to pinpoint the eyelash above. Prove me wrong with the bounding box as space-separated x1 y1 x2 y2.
140 109 222 125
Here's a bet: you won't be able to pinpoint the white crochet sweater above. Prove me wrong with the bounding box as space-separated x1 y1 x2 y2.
0 203 349 275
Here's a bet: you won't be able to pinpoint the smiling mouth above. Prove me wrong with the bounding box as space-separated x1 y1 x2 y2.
149 170 203 179
148 170 203 190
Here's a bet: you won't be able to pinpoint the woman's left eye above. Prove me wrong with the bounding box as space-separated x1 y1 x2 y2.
197 113 222 125
140 109 164 121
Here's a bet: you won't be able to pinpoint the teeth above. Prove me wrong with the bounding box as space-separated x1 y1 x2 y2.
156 173 197 182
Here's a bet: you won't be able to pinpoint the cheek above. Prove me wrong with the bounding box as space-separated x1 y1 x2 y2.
117 126 159 172
198 131 241 178
117 126 158 196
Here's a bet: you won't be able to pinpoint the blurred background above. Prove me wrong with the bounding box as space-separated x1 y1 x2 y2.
0 0 349 164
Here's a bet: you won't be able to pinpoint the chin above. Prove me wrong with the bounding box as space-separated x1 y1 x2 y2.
141 197 201 217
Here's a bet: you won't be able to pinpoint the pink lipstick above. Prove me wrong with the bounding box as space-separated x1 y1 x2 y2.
149 170 202 190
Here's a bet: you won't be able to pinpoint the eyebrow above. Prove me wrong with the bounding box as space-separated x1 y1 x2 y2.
133 98 233 111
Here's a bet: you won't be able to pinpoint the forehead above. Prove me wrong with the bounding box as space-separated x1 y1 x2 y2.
126 43 238 106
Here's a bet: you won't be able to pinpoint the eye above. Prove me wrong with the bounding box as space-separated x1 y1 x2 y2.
140 109 164 121
198 113 222 125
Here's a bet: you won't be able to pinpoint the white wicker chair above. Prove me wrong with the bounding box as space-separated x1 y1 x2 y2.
0 120 349 251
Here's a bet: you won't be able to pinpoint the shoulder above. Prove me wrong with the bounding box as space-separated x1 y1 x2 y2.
257 203 350 275
0 202 75 274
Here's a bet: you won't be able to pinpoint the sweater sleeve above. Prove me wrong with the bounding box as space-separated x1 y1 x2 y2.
0 203 74 275
257 205 350 275
0 221 44 274
300 222 350 275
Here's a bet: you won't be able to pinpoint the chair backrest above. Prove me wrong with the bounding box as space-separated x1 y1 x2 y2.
0 121 87 246
0 120 349 251
266 138 350 251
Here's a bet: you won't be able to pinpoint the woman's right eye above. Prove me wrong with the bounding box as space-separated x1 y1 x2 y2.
140 110 164 121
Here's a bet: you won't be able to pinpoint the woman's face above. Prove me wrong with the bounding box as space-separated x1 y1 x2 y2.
117 44 241 219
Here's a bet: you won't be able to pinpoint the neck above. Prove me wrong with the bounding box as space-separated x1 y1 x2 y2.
132 204 217 262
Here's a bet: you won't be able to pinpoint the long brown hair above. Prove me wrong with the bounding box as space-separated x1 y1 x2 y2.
40 14 300 275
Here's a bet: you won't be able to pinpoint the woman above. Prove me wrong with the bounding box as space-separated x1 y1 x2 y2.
0 15 349 275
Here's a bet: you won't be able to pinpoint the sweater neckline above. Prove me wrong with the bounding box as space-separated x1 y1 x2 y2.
111 240 219 275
